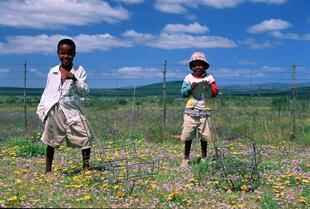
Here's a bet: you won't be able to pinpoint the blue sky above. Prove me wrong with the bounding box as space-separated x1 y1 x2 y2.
0 0 309 88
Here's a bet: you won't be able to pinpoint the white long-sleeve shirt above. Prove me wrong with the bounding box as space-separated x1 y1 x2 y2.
36 64 89 125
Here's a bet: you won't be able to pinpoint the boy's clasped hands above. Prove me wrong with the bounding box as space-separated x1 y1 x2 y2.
191 80 210 89
60 67 77 82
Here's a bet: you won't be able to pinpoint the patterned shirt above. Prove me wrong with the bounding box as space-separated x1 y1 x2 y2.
181 73 217 111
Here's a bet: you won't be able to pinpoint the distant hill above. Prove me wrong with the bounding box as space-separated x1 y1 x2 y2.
0 87 44 96
0 81 309 98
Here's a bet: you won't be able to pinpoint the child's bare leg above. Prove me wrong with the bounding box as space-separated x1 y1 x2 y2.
201 141 207 159
82 148 91 170
184 140 192 159
45 145 54 173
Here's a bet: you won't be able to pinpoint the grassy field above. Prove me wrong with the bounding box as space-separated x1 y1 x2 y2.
0 93 309 208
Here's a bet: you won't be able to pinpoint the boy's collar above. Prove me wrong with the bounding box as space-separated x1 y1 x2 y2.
191 72 207 78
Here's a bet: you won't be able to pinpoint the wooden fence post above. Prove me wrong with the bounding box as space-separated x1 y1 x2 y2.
24 60 27 132
163 60 167 126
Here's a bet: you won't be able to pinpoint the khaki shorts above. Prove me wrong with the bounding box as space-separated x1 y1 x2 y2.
41 105 93 149
180 114 211 142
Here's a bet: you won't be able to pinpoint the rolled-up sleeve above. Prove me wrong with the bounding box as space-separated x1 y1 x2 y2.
75 66 89 97
36 74 50 122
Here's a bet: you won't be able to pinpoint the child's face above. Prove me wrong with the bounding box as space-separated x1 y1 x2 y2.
58 44 75 67
191 63 206 77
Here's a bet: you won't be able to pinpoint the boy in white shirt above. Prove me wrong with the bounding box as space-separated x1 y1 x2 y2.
37 39 93 173
180 52 218 168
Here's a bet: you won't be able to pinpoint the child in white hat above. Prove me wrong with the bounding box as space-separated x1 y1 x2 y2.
180 52 218 168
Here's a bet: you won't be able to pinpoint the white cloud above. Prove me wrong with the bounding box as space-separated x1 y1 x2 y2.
179 59 190 65
261 65 286 72
238 60 256 65
29 68 45 77
213 67 263 78
154 0 286 14
154 0 190 14
162 22 209 34
121 23 235 50
200 0 243 8
0 31 236 54
0 34 63 54
0 0 130 29
147 33 237 49
250 0 286 4
117 0 144 4
239 38 280 49
154 0 242 14
101 65 180 80
75 34 132 52
0 69 10 74
0 34 132 54
0 19 237 54
247 19 291 33
122 30 155 42
117 66 163 78
270 31 310 41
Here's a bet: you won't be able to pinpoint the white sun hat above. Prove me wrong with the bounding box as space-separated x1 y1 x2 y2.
189 52 210 70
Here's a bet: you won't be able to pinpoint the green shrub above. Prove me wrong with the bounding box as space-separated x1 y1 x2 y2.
118 99 127 105
192 158 213 181
6 138 45 158
261 194 278 209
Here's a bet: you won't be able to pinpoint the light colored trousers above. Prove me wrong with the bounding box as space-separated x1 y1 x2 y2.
180 114 211 142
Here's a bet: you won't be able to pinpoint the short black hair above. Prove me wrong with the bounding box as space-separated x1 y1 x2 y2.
57 38 76 53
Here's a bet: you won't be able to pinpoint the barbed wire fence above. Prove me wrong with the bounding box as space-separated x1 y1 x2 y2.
0 61 309 190
0 61 309 135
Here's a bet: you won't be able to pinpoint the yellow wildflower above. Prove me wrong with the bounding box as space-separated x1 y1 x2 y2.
295 175 302 181
166 191 179 201
84 175 92 180
287 173 294 177
19 196 26 201
102 183 109 190
82 195 91 201
16 179 22 184
240 185 249 192
183 199 192 206
113 185 120 190
151 183 157 189
8 196 17 201
231 152 243 155
299 196 306 204
14 171 21 175
73 184 84 189
185 183 191 189
189 177 197 184
84 170 92 175
273 185 279 191
237 204 245 208
302 179 309 184
214 181 219 187
116 191 125 198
